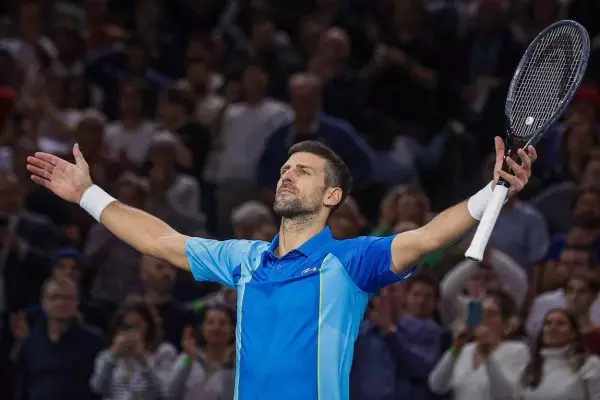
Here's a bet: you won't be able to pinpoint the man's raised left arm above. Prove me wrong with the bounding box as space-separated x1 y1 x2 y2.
390 137 538 275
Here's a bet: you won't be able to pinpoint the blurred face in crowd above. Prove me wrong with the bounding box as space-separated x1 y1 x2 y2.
466 267 497 299
202 308 234 347
242 65 268 101
542 310 576 348
75 115 105 156
328 200 363 240
116 180 146 208
119 83 143 118
53 257 83 284
127 44 149 74
395 190 429 225
481 296 507 337
185 60 210 94
274 152 339 219
0 172 22 213
581 160 600 189
316 28 350 66
405 281 437 318
382 282 406 316
140 255 177 297
552 248 593 287
299 17 323 58
290 74 322 125
565 120 597 158
250 221 277 241
250 20 276 52
18 1 42 39
122 311 149 338
42 279 78 321
573 190 600 228
565 277 596 316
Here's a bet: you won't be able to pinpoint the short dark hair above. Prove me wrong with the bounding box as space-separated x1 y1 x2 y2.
110 299 162 352
288 140 352 211
485 290 517 320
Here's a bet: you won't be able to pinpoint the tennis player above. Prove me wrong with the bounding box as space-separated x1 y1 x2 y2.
26 137 535 400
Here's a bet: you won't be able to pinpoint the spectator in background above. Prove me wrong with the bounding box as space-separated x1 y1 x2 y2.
166 306 236 400
15 277 103 400
257 72 374 200
516 309 600 400
90 300 175 400
328 196 367 240
145 132 202 218
440 247 528 327
230 200 276 240
428 291 527 400
527 246 600 339
564 273 600 355
211 61 291 237
103 81 156 170
352 274 446 400
139 255 198 351
84 173 147 311
372 185 432 237
184 58 225 126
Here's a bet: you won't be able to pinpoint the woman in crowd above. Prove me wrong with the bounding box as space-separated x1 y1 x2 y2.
166 305 236 400
516 308 600 399
428 291 528 399
90 300 176 399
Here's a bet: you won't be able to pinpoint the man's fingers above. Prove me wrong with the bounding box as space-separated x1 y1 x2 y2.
30 175 51 188
73 143 88 167
498 169 524 190
517 148 531 171
27 155 54 172
527 145 538 162
505 157 527 181
26 164 52 180
33 152 60 166
494 137 505 171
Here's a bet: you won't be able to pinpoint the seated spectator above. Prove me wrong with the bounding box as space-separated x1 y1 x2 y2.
526 246 600 339
372 185 432 237
352 274 446 400
516 309 600 399
257 72 374 199
440 247 528 327
429 291 528 400
230 200 276 240
139 255 198 351
166 306 236 400
84 173 147 311
90 300 176 399
564 273 600 355
15 277 103 400
328 196 367 239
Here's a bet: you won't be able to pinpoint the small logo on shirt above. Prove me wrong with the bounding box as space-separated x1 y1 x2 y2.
301 267 318 276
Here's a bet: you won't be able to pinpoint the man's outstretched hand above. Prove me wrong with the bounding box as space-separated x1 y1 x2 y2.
26 143 93 203
491 136 538 197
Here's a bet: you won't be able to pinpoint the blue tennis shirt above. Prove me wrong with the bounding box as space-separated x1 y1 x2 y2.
185 227 415 400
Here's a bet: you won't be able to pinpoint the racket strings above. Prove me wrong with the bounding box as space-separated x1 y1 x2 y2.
510 23 586 138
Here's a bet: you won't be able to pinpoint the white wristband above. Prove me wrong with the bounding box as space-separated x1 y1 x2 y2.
79 185 117 222
467 181 494 221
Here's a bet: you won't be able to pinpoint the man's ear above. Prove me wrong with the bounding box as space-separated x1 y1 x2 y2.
324 187 343 208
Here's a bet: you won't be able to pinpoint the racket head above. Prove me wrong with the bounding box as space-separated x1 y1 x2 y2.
505 20 590 148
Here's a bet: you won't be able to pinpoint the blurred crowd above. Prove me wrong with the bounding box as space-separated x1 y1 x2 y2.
0 0 600 399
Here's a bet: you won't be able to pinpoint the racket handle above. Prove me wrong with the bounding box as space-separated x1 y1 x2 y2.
464 185 509 262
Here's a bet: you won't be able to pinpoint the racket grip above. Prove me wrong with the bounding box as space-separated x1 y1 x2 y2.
464 185 509 262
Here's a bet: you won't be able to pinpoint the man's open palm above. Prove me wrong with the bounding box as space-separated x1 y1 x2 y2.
26 143 93 203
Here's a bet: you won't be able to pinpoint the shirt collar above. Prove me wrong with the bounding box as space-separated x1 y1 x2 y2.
268 226 334 258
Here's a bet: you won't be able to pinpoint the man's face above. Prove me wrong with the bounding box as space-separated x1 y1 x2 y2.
273 152 330 218
53 257 82 283
574 192 600 227
405 282 437 318
565 278 596 316
581 160 600 189
242 66 267 99
42 281 78 321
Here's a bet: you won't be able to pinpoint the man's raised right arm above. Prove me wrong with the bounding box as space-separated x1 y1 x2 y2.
26 144 190 270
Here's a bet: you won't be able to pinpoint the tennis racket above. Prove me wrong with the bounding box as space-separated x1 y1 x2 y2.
465 20 590 262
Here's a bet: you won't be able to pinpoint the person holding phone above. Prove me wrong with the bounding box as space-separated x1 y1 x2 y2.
428 291 528 400
90 300 176 400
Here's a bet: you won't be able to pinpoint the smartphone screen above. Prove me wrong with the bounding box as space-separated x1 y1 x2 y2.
467 300 483 329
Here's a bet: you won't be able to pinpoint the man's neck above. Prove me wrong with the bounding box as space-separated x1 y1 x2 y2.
277 217 325 257
145 291 172 306
47 318 74 342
